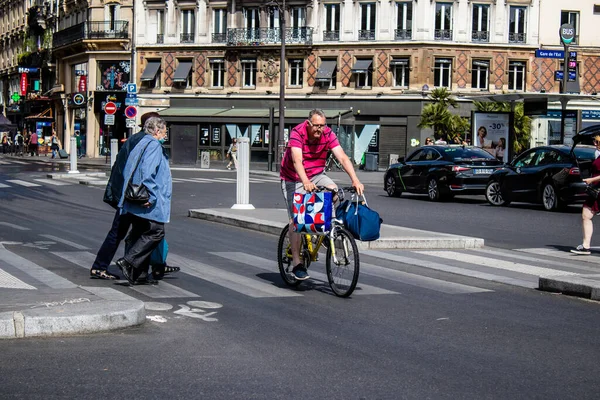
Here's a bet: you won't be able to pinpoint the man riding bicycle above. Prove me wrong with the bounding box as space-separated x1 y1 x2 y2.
280 109 364 281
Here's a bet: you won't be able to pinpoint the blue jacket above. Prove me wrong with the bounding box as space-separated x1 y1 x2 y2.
118 134 172 223
103 130 146 208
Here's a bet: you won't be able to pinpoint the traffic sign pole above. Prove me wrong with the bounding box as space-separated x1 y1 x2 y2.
560 23 575 144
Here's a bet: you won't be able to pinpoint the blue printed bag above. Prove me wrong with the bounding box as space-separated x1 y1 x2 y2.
293 191 333 234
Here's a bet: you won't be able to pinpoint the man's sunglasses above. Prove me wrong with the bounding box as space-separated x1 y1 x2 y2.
308 120 327 129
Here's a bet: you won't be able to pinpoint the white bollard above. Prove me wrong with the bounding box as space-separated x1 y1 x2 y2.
68 136 79 174
110 139 118 167
231 137 254 210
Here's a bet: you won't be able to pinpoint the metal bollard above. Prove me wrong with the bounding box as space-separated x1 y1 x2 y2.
68 136 79 174
231 137 255 210
110 139 118 167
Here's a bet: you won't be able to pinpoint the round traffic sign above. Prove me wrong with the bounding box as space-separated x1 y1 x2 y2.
104 101 117 115
124 105 138 119
560 23 575 45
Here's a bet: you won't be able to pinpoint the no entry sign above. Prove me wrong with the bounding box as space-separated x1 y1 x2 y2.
104 101 117 115
125 106 138 119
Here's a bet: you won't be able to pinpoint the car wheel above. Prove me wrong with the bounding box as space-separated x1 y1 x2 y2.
427 178 441 201
384 173 402 197
486 181 509 206
542 182 559 211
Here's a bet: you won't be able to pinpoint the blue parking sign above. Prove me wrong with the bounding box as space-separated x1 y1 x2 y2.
126 83 137 93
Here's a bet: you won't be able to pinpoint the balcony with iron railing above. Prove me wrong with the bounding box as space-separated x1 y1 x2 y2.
358 30 375 41
53 20 129 48
180 33 194 43
212 32 227 43
323 30 339 41
472 30 489 42
227 27 313 46
508 32 526 43
394 29 411 40
434 29 452 41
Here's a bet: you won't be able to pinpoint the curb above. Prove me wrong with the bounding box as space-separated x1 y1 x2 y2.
188 209 484 250
0 299 145 339
538 274 600 301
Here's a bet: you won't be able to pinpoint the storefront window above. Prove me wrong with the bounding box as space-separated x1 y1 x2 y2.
354 124 379 163
97 61 130 91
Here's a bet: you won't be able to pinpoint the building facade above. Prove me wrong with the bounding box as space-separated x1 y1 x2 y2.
1 0 599 163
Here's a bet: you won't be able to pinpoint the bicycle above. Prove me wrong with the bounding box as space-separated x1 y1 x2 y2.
325 152 342 172
277 187 360 297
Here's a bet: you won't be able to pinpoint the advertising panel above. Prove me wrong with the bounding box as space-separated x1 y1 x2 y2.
472 112 510 162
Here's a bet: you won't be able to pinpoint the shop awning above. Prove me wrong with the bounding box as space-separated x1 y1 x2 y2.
351 59 372 74
173 61 193 83
159 108 353 120
140 60 161 81
25 108 53 120
315 60 337 82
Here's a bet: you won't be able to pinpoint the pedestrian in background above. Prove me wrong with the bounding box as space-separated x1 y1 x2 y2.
29 130 39 156
49 130 60 159
116 116 172 285
571 134 600 255
13 131 24 156
1 132 10 154
226 138 238 170
425 137 434 145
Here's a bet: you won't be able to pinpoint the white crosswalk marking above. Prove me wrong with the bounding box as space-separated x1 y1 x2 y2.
416 250 579 278
6 179 41 187
0 268 36 290
8 160 27 164
363 250 537 288
0 182 9 188
472 248 600 273
0 222 29 230
51 251 200 299
361 262 491 294
33 178 72 186
516 247 600 266
210 252 397 296
39 234 89 250
0 160 9 165
168 253 303 298
0 244 75 289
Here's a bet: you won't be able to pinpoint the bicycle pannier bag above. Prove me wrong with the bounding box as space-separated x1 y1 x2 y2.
293 192 333 235
337 195 382 241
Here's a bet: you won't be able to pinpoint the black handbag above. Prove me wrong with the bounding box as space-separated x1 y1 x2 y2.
124 142 151 204
586 185 600 200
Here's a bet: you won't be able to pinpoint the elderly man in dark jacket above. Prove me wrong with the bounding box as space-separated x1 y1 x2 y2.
89 112 160 280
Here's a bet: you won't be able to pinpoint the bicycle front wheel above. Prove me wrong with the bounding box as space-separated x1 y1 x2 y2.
325 227 360 297
277 224 302 287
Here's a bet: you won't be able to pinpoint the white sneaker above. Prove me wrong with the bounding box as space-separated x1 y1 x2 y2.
570 245 591 255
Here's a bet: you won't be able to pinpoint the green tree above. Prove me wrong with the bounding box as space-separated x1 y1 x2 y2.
473 101 531 154
418 88 467 141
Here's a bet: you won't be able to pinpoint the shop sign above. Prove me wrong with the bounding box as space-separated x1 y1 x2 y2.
97 61 130 91
75 70 87 76
20 73 28 96
72 93 86 106
78 75 87 93
18 67 39 73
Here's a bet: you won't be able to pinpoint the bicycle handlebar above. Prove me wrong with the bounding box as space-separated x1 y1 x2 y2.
314 186 358 193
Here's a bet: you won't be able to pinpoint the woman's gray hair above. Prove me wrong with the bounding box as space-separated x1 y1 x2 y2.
308 109 326 120
144 116 166 135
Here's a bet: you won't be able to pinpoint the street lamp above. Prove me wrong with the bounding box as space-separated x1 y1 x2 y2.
267 0 286 172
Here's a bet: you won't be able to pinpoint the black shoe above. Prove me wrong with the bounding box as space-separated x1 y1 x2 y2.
136 271 159 285
116 258 135 285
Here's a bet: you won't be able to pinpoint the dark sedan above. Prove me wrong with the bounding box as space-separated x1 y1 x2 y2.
384 145 503 201
485 145 596 211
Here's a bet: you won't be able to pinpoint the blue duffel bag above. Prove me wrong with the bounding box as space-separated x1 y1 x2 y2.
336 194 382 241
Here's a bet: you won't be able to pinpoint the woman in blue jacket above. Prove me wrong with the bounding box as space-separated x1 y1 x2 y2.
116 116 172 284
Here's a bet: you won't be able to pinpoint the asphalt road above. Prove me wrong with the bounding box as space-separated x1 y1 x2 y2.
0 161 599 399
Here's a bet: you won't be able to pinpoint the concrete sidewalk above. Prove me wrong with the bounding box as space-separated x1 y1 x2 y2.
0 285 145 339
538 274 600 301
188 208 484 250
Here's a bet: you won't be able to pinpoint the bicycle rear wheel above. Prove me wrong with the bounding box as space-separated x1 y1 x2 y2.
277 224 302 287
325 227 360 297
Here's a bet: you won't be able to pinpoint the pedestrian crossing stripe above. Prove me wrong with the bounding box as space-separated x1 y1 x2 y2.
0 268 36 290
33 178 72 186
0 182 10 188
416 250 580 278
6 179 41 187
210 251 398 296
516 247 600 266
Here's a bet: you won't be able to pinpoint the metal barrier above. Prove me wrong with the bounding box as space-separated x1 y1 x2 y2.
68 136 79 174
110 139 118 167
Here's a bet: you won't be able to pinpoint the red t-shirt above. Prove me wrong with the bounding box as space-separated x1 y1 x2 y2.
280 121 340 182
